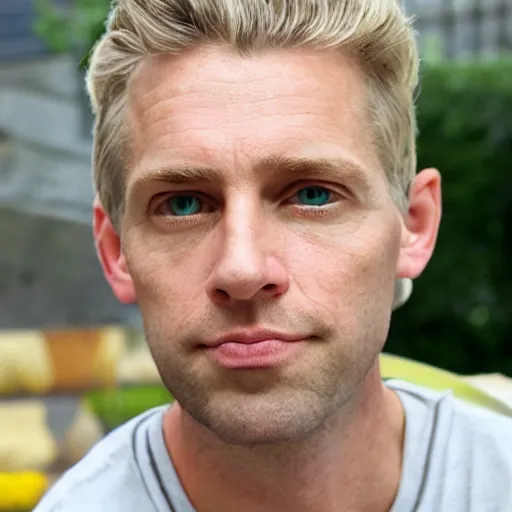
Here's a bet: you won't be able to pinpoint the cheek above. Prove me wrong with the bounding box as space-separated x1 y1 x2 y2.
285 212 401 309
123 235 205 325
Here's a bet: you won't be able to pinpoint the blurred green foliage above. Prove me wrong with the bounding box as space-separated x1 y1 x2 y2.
388 59 512 376
86 385 173 431
33 2 512 375
33 0 109 66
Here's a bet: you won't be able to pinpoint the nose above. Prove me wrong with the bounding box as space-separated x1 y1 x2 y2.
205 208 290 305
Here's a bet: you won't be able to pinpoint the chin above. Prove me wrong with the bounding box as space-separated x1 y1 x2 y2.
189 390 337 446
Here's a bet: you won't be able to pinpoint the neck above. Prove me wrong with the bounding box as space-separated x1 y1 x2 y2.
163 365 405 512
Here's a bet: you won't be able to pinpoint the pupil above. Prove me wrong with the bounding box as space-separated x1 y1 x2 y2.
180 197 192 209
300 187 328 204
308 188 320 200
172 196 197 214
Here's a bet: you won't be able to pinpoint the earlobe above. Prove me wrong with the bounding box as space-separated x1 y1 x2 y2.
397 168 442 280
93 198 136 304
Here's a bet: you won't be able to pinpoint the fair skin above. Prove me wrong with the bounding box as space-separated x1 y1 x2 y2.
94 44 441 511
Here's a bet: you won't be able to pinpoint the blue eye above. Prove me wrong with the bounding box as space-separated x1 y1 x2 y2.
296 186 332 206
167 195 202 216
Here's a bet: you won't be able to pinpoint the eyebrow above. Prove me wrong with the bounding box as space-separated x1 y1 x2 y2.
128 154 372 194
130 164 224 187
256 154 372 190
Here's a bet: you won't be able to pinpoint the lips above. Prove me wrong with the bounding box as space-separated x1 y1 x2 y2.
201 329 308 369
204 329 306 348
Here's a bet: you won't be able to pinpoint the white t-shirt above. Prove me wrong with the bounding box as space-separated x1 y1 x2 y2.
35 380 512 511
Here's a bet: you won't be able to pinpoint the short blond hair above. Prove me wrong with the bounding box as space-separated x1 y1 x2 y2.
87 0 419 229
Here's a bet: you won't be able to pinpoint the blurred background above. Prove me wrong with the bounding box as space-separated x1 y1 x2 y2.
0 0 511 508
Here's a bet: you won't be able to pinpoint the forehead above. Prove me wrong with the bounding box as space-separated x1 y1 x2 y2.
127 44 381 185
131 44 365 103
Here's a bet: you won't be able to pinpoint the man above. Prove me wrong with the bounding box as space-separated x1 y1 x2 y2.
36 0 512 510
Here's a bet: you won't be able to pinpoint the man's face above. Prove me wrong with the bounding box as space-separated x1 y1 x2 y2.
120 45 406 444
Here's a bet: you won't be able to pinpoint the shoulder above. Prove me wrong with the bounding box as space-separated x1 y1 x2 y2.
446 392 512 471
34 407 166 512
388 378 512 447
389 379 512 508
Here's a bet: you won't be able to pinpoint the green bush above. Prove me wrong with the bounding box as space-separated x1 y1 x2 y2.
34 0 109 65
387 60 512 376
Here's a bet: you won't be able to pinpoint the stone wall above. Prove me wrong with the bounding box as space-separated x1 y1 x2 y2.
0 55 139 328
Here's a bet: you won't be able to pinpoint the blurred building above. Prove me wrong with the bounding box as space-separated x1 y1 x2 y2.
0 0 140 328
404 0 512 59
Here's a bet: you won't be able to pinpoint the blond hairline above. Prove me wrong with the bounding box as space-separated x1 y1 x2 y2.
87 0 419 229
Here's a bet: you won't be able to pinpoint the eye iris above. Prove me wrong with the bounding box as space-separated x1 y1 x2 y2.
170 196 201 216
297 187 330 206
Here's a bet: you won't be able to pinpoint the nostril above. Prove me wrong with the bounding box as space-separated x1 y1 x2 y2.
262 284 277 292
215 288 230 300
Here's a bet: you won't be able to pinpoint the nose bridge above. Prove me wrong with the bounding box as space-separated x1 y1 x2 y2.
221 193 265 271
206 192 289 303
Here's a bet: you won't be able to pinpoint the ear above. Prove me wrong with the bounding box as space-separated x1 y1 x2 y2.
93 197 136 304
397 168 442 280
